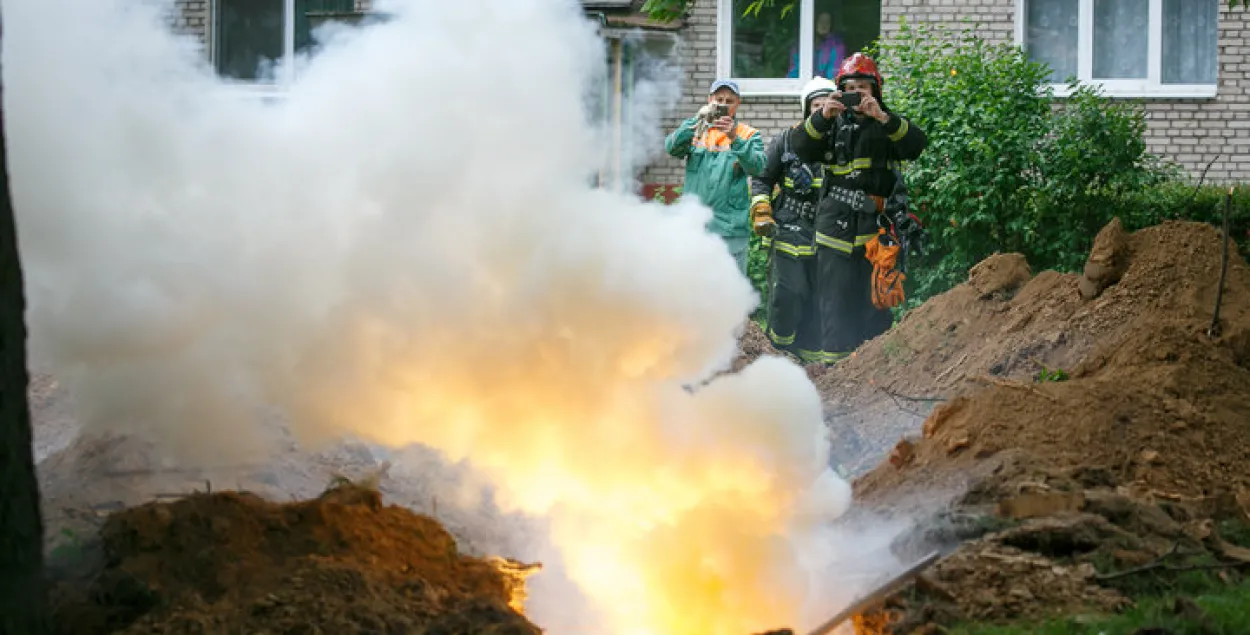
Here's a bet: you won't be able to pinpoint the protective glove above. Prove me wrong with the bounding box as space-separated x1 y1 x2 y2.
696 104 716 121
751 200 777 237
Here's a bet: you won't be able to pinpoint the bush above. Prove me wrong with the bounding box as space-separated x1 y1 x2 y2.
1122 180 1250 238
875 20 1178 304
747 234 770 317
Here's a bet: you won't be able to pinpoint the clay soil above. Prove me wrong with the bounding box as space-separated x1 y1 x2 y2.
47 482 541 635
734 219 1250 631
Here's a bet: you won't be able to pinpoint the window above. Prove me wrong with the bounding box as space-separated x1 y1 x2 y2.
214 0 381 86
717 0 881 96
1017 0 1218 98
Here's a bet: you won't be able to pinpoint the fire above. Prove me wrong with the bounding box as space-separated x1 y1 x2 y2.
285 323 852 635
852 610 899 635
489 557 543 614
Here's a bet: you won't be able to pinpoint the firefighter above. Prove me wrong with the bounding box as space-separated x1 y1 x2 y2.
791 53 928 364
748 77 837 365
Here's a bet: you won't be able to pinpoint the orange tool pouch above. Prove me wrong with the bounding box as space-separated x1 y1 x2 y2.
864 227 905 310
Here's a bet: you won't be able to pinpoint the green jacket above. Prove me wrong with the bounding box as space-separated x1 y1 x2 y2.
664 116 768 238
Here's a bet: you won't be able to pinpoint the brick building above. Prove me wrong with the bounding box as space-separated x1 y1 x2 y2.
171 0 1248 193
642 0 1249 195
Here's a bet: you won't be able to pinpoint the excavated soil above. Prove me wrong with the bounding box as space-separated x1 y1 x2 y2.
48 483 541 635
742 219 1250 630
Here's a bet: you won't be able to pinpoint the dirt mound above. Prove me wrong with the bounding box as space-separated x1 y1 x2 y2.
49 483 541 635
854 220 1250 504
814 220 1250 477
783 220 1250 628
732 319 781 372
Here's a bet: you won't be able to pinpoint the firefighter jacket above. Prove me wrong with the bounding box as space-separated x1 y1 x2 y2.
792 108 927 255
749 126 822 259
665 117 767 239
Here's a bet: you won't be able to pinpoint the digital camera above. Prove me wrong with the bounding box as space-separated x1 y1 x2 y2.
704 103 731 123
837 92 862 108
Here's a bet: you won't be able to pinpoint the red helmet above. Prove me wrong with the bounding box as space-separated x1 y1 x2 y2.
835 53 883 88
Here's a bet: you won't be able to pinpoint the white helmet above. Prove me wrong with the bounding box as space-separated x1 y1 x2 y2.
800 76 837 116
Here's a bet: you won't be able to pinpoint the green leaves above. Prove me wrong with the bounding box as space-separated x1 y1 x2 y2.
876 20 1173 304
640 0 688 23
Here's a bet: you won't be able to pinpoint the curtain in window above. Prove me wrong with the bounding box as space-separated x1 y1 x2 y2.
1092 0 1147 79
1162 0 1218 84
1026 0 1078 83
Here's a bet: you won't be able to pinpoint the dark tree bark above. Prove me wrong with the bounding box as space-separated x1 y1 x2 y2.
0 11 49 635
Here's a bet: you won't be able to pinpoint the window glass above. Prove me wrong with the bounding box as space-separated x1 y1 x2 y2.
1025 0 1079 83
1092 0 1148 79
1162 0 1217 84
215 0 285 81
816 0 880 72
730 0 801 79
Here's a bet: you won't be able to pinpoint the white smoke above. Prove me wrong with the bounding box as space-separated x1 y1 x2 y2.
3 0 865 632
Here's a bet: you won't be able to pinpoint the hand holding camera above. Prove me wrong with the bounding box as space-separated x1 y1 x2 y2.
820 92 854 119
699 103 731 124
821 90 888 123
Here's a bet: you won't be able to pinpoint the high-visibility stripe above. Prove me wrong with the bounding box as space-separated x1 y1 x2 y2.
768 328 796 346
826 157 874 176
762 236 816 257
888 118 909 142
751 194 770 206
814 231 853 253
795 349 850 364
782 178 824 188
804 117 824 140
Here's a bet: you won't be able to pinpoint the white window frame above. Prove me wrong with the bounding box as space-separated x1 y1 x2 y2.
1014 0 1218 99
212 0 299 93
715 0 815 97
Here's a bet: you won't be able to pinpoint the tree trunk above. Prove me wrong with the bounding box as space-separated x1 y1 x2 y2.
0 11 49 635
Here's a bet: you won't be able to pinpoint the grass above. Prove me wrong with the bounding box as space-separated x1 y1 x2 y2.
947 579 1250 634
950 519 1250 634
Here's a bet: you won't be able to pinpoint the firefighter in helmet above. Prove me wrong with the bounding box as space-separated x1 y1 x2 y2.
748 77 838 365
790 53 928 364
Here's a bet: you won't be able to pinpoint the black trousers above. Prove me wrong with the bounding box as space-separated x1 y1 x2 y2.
766 250 822 361
811 186 894 362
814 246 893 360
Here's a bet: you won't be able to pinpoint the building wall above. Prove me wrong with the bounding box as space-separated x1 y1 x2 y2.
167 0 376 55
639 0 804 195
638 0 1020 192
172 0 211 45
878 0 1250 183
169 0 1250 186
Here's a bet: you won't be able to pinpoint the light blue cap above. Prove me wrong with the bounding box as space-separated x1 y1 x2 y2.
708 79 741 96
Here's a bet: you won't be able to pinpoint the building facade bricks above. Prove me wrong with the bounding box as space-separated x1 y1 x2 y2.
171 0 1249 188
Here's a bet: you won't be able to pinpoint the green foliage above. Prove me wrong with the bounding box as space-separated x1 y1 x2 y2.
949 577 1250 634
1034 365 1069 383
741 0 797 18
639 0 687 23
1117 181 1250 239
876 20 1176 302
747 234 770 317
